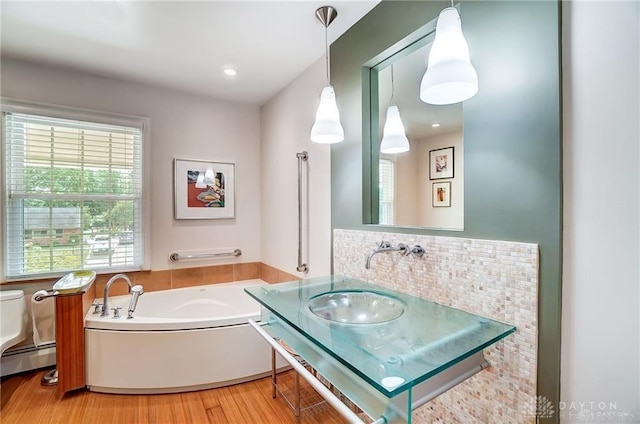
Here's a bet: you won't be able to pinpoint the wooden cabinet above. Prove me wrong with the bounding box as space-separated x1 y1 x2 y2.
54 289 94 394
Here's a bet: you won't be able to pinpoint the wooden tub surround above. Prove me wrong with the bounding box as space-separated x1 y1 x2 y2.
0 262 298 291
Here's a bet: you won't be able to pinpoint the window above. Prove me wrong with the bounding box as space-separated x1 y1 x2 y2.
3 105 145 279
379 158 395 225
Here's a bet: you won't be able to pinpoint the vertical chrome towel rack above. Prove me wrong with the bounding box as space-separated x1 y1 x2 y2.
296 151 309 273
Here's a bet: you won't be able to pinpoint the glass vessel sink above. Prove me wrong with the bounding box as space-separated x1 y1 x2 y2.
308 290 405 324
245 276 516 399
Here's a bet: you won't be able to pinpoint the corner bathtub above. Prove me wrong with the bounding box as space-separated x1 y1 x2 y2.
85 279 285 394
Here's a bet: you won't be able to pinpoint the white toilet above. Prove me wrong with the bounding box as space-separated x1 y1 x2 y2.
1 290 27 355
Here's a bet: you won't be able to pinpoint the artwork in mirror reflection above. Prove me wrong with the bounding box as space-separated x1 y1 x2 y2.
375 41 463 230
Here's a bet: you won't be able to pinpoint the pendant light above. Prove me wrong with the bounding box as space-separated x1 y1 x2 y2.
310 6 344 144
380 65 410 154
420 2 478 105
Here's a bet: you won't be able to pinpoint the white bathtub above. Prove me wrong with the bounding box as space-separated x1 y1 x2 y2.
85 279 285 394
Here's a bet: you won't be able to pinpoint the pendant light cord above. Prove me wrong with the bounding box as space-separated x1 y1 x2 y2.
390 65 395 104
325 24 330 85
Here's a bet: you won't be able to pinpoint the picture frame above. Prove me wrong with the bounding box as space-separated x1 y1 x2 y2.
173 158 236 220
429 147 454 180
432 182 451 208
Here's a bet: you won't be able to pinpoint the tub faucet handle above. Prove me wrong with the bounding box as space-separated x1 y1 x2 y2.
111 307 122 319
91 301 103 314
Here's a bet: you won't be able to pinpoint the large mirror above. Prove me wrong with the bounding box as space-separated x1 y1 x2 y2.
367 31 464 230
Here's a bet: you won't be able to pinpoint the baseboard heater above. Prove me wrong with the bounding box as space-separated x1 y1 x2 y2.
1 343 56 377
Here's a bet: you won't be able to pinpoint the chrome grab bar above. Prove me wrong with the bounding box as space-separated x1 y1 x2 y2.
169 249 242 262
296 151 309 273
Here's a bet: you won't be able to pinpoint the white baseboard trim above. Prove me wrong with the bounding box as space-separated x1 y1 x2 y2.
1 343 56 377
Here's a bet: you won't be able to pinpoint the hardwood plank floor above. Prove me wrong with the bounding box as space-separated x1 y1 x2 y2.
1 368 349 424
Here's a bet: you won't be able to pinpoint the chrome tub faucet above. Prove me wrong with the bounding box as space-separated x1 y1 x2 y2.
101 274 133 317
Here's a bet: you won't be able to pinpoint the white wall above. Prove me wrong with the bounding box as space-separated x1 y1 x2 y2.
0 58 262 273
393 150 419 226
260 58 331 277
385 130 463 229
562 1 639 421
417 131 464 230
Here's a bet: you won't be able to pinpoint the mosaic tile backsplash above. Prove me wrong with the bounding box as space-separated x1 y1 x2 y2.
333 229 538 423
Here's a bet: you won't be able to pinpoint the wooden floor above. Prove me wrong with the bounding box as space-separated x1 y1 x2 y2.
1 368 348 424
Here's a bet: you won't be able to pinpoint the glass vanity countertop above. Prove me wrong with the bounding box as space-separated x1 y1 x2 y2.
245 275 515 397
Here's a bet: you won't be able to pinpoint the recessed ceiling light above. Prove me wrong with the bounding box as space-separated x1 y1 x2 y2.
223 67 239 77
431 123 441 128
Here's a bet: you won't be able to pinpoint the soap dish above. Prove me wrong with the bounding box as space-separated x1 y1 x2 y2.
53 270 97 294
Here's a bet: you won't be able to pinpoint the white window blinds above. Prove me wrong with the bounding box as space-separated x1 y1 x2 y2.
3 110 144 279
379 158 395 225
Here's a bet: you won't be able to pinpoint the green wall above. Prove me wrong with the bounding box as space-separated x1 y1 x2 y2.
330 1 562 421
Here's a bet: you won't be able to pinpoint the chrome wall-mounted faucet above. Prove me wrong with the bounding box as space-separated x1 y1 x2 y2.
365 241 408 269
365 242 426 269
101 274 133 317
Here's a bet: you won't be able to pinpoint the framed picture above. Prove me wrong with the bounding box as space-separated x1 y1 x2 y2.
432 182 451 207
174 159 236 219
429 147 454 180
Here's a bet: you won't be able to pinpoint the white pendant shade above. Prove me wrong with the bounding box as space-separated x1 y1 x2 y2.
380 105 410 154
311 85 344 144
420 7 478 105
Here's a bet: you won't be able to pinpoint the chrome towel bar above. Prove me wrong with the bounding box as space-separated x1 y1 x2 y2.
169 249 242 262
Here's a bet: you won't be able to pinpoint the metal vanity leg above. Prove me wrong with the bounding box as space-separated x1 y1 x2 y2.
248 320 368 424
295 371 301 423
272 347 277 399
